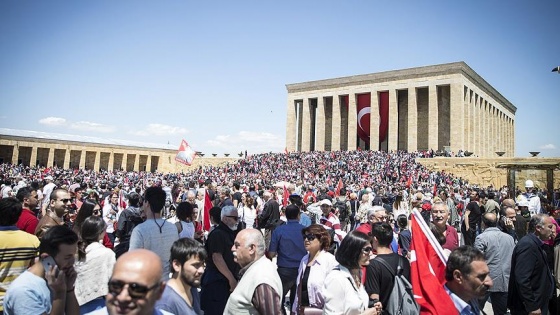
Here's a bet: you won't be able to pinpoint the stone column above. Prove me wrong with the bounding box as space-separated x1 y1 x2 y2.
370 92 380 151
347 93 357 151
450 83 463 154
63 148 71 169
133 154 140 172
11 144 18 165
331 96 342 151
428 85 438 151
122 153 128 171
79 150 86 169
146 155 152 172
30 146 38 167
47 148 54 167
316 97 326 151
471 92 476 154
463 88 470 153
511 118 515 156
93 151 100 171
483 102 488 157
108 151 114 171
477 99 482 156
286 97 297 152
301 98 312 152
388 88 398 151
406 87 417 153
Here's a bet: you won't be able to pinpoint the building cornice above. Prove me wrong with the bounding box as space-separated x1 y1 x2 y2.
286 61 516 113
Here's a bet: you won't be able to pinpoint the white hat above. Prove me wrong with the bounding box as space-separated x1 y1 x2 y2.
517 200 530 207
525 180 534 188
319 199 332 206
45 175 53 181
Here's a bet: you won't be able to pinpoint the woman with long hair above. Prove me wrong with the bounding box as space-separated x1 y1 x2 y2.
102 190 123 245
323 231 381 315
74 216 116 314
240 195 257 229
292 224 338 314
74 199 113 249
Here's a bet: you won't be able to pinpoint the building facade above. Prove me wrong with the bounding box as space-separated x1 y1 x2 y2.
286 62 516 157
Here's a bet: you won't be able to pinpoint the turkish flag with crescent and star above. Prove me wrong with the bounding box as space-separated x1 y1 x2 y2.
356 93 371 145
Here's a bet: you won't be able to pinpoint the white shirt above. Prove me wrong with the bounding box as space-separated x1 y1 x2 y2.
323 265 369 315
292 251 338 312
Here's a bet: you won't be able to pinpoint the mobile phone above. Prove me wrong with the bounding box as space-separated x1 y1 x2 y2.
41 256 59 277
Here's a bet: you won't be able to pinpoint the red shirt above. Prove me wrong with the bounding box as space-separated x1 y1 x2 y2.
16 207 39 235
443 224 459 251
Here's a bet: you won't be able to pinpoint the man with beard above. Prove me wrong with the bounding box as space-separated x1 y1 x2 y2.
200 205 240 315
156 238 207 314
444 246 493 315
35 188 72 239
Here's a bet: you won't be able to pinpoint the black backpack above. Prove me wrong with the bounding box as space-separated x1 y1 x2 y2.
373 256 419 315
333 199 348 221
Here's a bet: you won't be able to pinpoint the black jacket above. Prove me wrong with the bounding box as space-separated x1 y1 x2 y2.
507 233 555 314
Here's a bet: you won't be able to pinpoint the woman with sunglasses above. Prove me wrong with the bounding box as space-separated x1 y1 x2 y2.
75 216 116 314
74 199 113 249
292 224 338 315
323 231 381 315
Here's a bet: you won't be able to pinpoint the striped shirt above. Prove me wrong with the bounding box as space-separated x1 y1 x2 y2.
0 227 40 311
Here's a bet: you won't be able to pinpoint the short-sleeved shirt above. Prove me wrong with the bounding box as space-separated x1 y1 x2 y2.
3 271 51 315
15 208 39 235
466 201 481 229
269 220 307 268
204 222 238 280
155 285 201 315
365 253 411 308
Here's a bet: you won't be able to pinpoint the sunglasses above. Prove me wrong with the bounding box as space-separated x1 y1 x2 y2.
362 246 373 254
108 280 160 299
93 210 101 215
303 234 318 241
57 198 72 203
226 215 239 221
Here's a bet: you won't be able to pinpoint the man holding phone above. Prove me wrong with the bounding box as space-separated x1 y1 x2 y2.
4 225 79 315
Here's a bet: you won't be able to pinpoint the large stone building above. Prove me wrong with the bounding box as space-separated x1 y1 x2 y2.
285 61 516 157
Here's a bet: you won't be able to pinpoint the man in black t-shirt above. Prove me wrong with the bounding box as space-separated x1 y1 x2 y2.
232 182 243 208
200 206 240 315
462 190 481 246
365 222 411 308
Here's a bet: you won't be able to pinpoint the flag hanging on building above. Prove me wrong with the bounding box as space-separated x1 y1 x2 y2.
410 209 456 315
175 139 196 166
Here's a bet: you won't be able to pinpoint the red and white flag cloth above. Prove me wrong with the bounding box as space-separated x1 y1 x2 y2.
282 185 290 207
175 140 196 166
410 209 457 315
203 190 212 231
335 178 344 197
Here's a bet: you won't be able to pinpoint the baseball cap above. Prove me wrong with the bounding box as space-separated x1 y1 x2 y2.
45 175 53 181
525 180 534 188
319 199 332 206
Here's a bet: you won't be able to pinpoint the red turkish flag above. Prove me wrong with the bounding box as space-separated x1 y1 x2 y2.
410 209 457 315
356 93 371 145
203 190 212 231
282 185 290 207
335 178 344 197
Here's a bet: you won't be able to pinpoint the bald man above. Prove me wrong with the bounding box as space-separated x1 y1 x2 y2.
224 229 283 315
85 249 172 315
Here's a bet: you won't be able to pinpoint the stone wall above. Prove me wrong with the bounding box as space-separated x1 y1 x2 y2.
417 157 560 189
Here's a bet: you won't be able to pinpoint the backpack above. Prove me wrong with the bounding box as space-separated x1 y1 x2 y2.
333 199 348 221
373 256 419 315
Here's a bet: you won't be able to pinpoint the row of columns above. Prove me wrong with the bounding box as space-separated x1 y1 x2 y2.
287 83 515 157
464 87 515 157
9 145 157 171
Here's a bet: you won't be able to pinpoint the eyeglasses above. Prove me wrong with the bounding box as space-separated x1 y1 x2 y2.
303 234 318 241
108 280 160 299
226 215 239 221
57 198 72 203
362 246 373 254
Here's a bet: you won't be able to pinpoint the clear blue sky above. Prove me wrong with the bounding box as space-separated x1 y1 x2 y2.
1 1 558 157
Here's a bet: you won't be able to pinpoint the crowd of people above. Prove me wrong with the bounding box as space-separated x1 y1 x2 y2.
0 149 559 315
